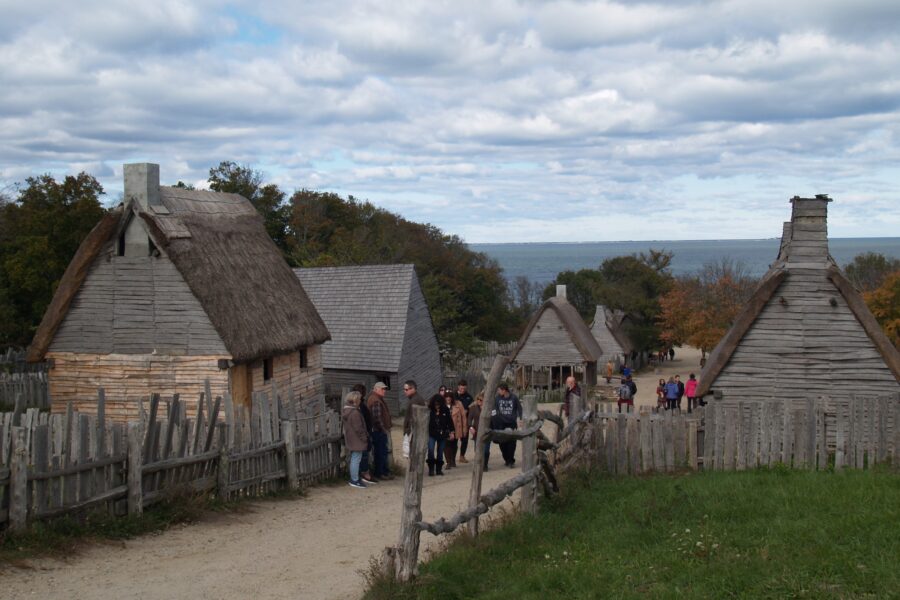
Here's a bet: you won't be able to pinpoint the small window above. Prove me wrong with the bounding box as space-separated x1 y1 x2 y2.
263 357 273 382
378 374 390 389
298 348 308 369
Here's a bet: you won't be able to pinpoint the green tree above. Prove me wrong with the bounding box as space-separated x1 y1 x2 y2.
208 162 290 254
541 269 605 319
0 173 107 346
844 252 900 293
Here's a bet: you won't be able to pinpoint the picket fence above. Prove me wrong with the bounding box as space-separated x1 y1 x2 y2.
590 393 900 476
0 384 343 533
0 372 51 411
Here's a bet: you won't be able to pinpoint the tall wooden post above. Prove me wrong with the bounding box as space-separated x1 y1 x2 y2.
8 426 28 533
396 405 428 582
520 394 538 515
127 421 144 516
467 354 510 537
282 420 299 491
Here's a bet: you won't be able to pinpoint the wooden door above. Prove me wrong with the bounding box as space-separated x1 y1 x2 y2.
230 363 252 410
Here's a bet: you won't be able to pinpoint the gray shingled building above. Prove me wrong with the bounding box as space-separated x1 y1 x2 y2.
698 195 900 404
294 264 442 413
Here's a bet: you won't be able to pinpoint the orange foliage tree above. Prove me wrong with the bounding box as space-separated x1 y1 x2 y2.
658 260 758 356
864 270 900 349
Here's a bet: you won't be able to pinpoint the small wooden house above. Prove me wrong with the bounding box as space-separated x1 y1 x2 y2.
511 286 602 388
697 195 900 404
27 163 331 420
294 264 442 413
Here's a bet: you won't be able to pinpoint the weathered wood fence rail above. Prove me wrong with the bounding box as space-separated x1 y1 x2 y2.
591 393 899 476
0 382 343 533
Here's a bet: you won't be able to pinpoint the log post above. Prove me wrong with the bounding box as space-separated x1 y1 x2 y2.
520 394 538 515
127 421 144 516
467 354 510 537
9 426 28 533
395 405 428 582
217 441 231 502
282 420 299 492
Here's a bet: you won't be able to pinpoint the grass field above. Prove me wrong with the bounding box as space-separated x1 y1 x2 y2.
368 466 900 599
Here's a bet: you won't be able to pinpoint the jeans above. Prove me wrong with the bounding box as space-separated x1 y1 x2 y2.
349 450 362 483
371 430 390 477
427 436 446 464
360 439 371 474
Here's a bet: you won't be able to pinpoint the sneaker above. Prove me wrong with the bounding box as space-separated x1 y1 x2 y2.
349 480 367 489
363 477 379 484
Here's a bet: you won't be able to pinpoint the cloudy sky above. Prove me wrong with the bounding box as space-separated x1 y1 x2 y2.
2 0 900 242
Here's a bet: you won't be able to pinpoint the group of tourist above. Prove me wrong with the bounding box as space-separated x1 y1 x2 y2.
655 373 703 412
341 381 397 489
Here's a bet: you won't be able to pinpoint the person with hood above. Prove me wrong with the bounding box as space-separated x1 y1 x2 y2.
685 373 699 413
427 394 453 476
491 383 522 468
341 391 369 489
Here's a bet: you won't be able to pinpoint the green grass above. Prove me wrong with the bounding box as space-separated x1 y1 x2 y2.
368 467 900 599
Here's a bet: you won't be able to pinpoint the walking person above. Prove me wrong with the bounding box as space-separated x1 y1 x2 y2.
675 375 685 411
427 394 452 476
468 392 491 470
656 378 667 411
685 373 699 413
605 360 614 384
352 384 376 484
456 380 474 463
617 377 634 412
442 392 464 469
366 381 394 481
402 380 426 436
669 347 676 361
492 384 522 468
341 391 369 489
563 375 582 421
664 376 679 411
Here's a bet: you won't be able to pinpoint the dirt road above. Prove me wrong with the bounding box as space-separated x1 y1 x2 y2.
631 345 704 410
0 432 522 600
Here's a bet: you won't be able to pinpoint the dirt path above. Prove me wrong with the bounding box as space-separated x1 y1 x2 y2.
631 345 704 410
0 429 526 600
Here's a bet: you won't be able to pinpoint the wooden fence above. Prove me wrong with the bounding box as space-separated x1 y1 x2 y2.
0 348 48 374
0 383 343 533
0 372 51 411
590 393 900 476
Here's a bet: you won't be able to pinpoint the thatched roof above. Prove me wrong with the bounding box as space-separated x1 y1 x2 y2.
697 196 900 398
29 187 330 363
510 296 603 363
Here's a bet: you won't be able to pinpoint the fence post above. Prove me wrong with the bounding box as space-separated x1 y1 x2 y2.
396 405 428 582
282 420 299 492
217 441 231 502
520 394 538 515
9 426 28 533
467 354 510 537
127 421 143 516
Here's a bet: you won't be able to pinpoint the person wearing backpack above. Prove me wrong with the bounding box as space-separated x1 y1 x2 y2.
617 378 634 412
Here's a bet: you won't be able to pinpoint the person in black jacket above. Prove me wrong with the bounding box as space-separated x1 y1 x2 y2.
491 384 522 468
426 394 452 476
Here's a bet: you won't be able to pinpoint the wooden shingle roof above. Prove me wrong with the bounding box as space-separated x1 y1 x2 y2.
294 264 422 372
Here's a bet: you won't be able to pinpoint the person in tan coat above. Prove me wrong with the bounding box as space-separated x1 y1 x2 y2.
443 392 466 468
341 391 369 489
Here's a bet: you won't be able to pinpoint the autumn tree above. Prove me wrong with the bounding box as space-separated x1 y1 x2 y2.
864 270 900 349
844 252 900 293
658 258 758 356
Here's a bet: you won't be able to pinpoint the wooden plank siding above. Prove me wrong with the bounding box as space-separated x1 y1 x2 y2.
46 353 229 421
249 347 324 408
398 274 443 412
49 253 227 356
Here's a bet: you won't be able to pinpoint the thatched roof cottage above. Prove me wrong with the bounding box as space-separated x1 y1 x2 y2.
27 163 331 420
294 264 442 413
511 286 602 388
697 195 900 403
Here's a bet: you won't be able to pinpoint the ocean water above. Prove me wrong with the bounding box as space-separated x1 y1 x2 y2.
469 238 900 284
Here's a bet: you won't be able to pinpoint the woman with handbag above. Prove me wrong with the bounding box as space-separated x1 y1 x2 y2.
427 394 452 476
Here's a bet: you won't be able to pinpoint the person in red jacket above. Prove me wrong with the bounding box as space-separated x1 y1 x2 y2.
685 373 699 413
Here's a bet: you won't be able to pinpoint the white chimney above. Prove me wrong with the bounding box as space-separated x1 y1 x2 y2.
556 285 567 299
124 163 161 210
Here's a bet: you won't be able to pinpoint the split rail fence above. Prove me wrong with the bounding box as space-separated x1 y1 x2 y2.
0 381 342 533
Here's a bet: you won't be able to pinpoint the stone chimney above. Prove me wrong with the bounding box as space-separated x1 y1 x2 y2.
124 163 161 210
556 285 567 299
788 195 831 262
121 163 161 256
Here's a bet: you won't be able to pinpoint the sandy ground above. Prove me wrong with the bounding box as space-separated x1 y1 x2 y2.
0 427 528 600
0 350 704 600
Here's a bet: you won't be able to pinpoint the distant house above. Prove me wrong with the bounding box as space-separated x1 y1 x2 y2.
294 264 442 413
511 286 602 388
27 163 331 420
589 306 646 372
698 195 900 404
